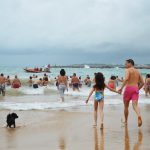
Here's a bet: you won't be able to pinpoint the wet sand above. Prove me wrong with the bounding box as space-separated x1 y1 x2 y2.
0 105 150 150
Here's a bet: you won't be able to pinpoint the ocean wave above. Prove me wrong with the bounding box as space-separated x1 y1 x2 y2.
0 101 86 111
0 97 149 111
5 85 147 98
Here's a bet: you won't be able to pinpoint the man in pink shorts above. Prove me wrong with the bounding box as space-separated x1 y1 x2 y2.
119 59 144 127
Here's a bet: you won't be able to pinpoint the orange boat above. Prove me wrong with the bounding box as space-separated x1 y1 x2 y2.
24 68 50 73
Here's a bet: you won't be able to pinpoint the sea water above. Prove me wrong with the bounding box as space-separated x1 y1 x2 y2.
0 66 149 111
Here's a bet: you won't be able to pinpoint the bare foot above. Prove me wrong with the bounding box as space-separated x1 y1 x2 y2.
93 124 97 128
100 123 104 130
121 118 127 125
138 116 142 127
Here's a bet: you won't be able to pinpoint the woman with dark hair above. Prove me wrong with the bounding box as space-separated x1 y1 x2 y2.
57 69 68 102
86 72 119 129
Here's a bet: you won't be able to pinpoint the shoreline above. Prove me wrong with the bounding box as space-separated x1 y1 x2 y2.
0 105 150 149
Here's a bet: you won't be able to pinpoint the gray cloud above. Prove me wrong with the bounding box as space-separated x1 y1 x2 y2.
0 0 150 65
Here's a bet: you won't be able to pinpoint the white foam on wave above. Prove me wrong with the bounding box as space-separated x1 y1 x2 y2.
65 88 120 97
0 101 86 111
17 86 56 95
0 97 150 111
6 83 147 97
19 87 45 95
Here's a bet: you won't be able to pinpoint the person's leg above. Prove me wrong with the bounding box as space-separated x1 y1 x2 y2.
132 101 142 127
99 100 104 129
148 88 150 95
59 86 64 102
61 87 65 102
2 90 5 96
145 88 148 96
94 100 98 127
124 101 130 124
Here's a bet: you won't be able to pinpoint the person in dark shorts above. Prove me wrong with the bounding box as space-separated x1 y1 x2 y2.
71 73 80 91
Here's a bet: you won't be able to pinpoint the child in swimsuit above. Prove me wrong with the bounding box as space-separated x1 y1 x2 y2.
86 72 119 129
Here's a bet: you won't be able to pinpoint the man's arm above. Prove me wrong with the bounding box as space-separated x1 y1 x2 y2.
138 73 144 90
118 69 129 93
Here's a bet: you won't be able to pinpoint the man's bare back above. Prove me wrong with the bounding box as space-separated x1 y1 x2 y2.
125 67 142 86
0 76 6 84
71 77 79 84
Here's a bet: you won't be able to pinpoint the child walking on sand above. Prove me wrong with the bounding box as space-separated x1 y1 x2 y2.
86 72 119 129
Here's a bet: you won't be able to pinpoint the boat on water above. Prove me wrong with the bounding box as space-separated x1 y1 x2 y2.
24 64 51 73
24 68 50 73
84 65 90 69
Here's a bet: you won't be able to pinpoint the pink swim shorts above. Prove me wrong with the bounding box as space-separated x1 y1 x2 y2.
123 86 139 101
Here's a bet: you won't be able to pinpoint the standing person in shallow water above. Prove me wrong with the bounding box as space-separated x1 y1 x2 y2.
118 59 144 127
57 69 68 102
0 73 6 96
86 72 119 129
12 75 21 89
71 73 80 91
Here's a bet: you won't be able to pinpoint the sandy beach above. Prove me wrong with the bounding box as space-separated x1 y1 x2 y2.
0 104 150 150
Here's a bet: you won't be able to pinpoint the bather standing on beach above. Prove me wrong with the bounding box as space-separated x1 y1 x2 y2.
0 73 6 96
118 59 144 127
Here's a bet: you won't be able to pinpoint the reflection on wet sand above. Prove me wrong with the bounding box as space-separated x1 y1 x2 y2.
124 126 143 150
5 128 17 149
133 130 143 150
59 137 66 150
94 128 104 150
124 126 130 150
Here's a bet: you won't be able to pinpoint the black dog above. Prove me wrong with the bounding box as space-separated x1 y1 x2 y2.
6 113 18 128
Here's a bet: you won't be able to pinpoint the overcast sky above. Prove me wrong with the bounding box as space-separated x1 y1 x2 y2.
0 0 150 66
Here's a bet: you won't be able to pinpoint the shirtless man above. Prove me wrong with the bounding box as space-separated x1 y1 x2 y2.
0 73 6 96
12 75 21 89
71 73 80 91
119 59 144 127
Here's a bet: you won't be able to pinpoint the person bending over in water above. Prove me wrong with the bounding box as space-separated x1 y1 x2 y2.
71 73 80 91
12 75 21 89
57 69 68 102
86 72 119 129
118 59 144 127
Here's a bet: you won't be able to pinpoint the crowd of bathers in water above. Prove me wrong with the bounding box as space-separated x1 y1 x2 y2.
0 72 150 97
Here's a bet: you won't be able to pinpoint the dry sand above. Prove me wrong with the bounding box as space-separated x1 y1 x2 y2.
0 105 150 150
